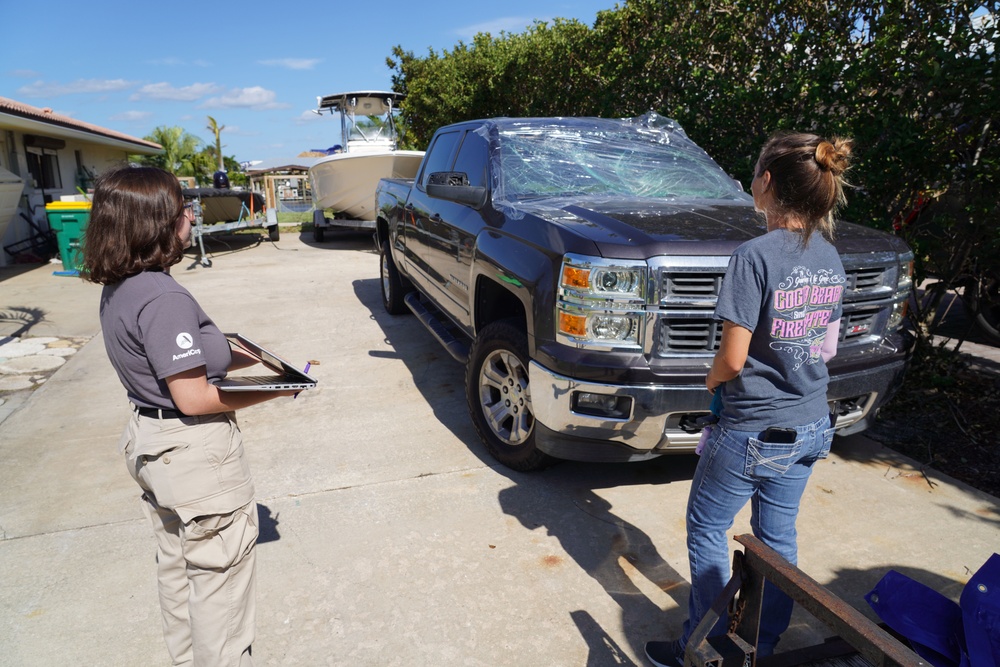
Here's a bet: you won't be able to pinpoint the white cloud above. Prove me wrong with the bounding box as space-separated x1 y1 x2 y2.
455 16 540 40
130 82 223 102
295 109 329 125
109 110 153 122
200 87 289 110
17 78 136 97
258 58 322 70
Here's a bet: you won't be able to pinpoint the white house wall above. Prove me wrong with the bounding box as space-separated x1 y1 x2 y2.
0 127 137 268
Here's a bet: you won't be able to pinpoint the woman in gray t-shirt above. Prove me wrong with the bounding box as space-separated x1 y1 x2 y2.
83 166 294 666
646 134 852 667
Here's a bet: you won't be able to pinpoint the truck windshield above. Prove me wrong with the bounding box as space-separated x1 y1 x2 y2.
492 113 747 202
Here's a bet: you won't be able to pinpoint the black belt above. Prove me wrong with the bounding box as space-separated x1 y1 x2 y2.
136 406 187 419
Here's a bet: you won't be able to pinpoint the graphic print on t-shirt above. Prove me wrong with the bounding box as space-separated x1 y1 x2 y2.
769 266 845 370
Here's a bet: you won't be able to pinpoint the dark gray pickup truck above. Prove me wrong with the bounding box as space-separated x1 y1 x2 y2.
374 113 914 471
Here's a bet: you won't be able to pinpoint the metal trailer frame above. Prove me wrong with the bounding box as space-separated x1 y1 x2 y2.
186 193 279 267
685 534 926 667
311 209 374 241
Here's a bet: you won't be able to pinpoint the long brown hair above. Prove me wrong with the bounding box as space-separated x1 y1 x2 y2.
82 166 186 285
756 132 852 243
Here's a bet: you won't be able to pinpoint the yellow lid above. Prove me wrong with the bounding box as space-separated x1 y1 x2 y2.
45 201 92 210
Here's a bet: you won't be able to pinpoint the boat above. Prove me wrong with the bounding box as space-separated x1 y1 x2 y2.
308 91 424 240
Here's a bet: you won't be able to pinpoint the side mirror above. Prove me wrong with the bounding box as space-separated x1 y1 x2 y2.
426 171 487 209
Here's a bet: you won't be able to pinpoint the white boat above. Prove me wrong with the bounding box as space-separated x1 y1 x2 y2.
308 91 424 238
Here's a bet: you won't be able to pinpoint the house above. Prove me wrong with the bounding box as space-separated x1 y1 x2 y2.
0 96 162 268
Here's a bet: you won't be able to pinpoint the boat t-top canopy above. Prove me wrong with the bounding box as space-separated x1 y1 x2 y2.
314 90 407 153
315 91 406 116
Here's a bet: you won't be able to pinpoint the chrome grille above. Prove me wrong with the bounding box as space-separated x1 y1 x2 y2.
846 267 886 292
658 318 721 353
653 257 895 356
841 308 879 342
662 273 723 302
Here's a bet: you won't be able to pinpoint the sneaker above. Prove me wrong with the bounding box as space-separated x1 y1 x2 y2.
644 639 683 667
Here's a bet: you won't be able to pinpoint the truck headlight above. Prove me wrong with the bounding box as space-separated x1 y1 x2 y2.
888 251 915 331
557 254 647 348
887 299 907 331
561 262 644 299
897 252 914 292
559 311 640 342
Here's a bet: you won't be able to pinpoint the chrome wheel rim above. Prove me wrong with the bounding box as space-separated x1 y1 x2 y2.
478 349 533 446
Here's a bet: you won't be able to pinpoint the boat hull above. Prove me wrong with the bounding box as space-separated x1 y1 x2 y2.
309 151 424 221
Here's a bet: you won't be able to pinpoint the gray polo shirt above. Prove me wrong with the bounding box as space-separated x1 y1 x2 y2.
99 271 231 410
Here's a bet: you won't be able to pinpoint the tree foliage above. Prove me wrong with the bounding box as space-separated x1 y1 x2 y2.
388 0 998 340
132 123 247 187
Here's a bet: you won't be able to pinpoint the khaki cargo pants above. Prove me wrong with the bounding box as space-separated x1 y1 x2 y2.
122 408 258 667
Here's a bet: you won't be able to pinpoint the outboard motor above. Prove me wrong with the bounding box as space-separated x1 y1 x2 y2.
212 170 230 189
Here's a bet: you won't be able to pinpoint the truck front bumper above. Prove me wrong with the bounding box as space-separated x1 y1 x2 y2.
528 356 909 463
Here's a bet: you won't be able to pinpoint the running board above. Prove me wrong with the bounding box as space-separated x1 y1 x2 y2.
403 292 470 364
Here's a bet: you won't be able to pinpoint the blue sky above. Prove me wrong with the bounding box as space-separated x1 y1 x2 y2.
3 0 619 164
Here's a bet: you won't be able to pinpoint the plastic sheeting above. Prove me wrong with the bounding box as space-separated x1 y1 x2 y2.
476 112 749 219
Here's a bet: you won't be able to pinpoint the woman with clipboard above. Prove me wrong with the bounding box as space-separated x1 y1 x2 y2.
82 166 296 666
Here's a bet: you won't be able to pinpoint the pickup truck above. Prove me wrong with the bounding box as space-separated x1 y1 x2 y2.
374 113 914 471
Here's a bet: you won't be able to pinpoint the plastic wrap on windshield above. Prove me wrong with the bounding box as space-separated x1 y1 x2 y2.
474 112 749 220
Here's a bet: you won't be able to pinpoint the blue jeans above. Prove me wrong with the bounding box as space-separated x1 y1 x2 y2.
678 415 835 656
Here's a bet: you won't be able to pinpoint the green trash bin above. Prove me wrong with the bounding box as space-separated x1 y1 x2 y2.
45 201 91 272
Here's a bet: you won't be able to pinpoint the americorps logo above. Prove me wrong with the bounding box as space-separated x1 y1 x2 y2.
172 332 201 361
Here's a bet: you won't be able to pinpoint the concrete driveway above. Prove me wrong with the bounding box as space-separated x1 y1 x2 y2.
1 233 998 666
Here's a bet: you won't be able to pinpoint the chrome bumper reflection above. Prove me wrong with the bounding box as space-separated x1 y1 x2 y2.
528 360 893 455
528 361 707 453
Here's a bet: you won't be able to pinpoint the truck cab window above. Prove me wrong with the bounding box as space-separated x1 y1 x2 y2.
452 132 488 188
418 131 460 190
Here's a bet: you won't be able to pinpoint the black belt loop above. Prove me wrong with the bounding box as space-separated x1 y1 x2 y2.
136 406 187 419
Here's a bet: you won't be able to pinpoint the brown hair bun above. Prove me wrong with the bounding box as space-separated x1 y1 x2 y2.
815 138 852 176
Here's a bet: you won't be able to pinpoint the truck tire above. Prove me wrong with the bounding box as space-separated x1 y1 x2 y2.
466 319 552 471
380 241 410 314
965 274 1000 345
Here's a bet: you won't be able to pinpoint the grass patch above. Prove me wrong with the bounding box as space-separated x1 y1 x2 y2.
276 210 314 224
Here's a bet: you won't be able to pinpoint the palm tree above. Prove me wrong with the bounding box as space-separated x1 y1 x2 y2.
206 116 225 171
140 126 203 176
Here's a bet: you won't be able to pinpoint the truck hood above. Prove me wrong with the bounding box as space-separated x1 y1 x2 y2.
515 198 908 260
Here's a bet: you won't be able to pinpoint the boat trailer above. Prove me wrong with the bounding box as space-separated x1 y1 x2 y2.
684 534 925 667
183 188 278 267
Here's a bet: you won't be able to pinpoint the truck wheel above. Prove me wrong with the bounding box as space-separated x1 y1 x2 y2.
466 320 552 471
380 242 410 314
965 275 1000 345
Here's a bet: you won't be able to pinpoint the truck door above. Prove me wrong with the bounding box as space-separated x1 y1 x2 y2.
436 130 489 322
408 129 489 326
401 129 461 299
